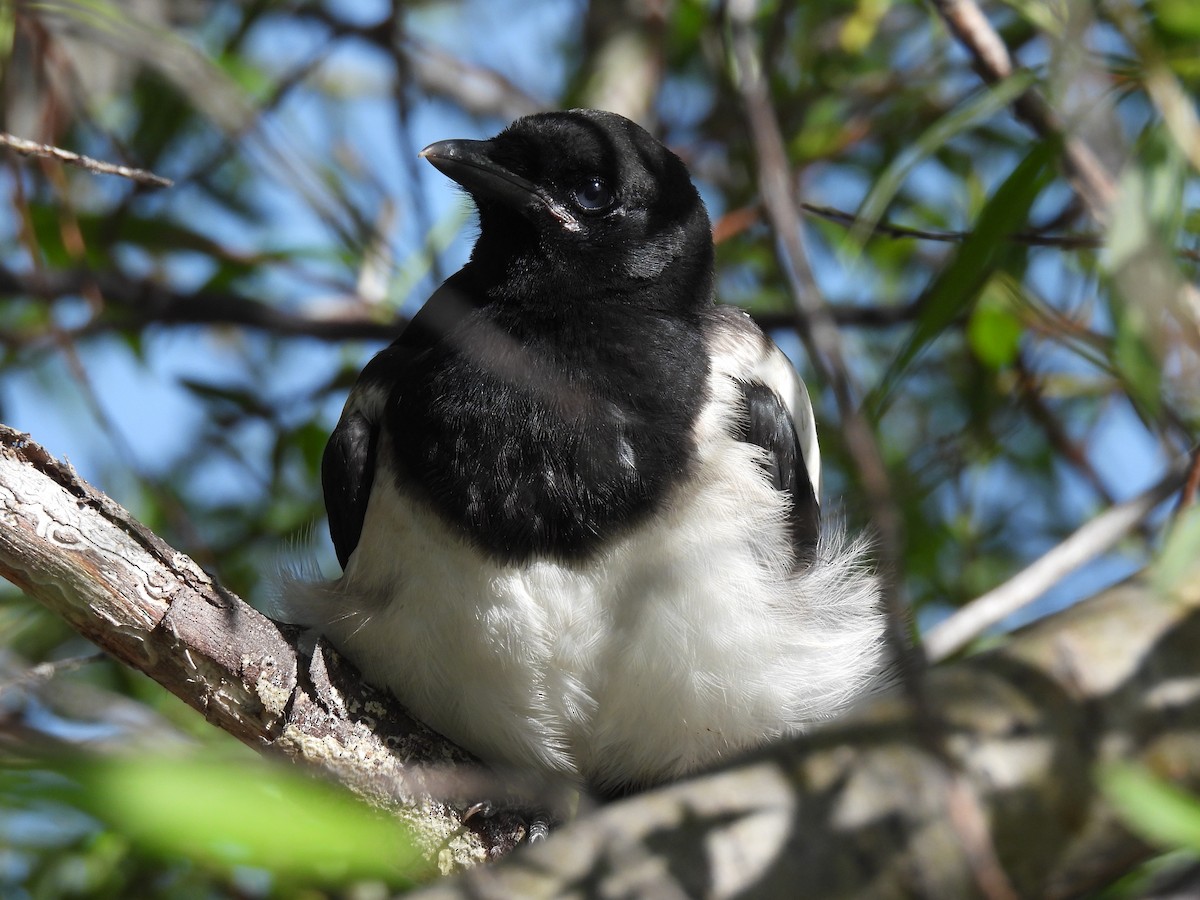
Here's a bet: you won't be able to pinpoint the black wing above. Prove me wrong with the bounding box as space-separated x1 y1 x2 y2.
323 406 378 569
734 379 821 561
323 271 483 570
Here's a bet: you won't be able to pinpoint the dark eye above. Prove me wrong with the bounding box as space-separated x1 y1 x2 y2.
571 176 613 211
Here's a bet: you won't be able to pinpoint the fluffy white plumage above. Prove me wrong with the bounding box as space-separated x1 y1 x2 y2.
282 306 886 792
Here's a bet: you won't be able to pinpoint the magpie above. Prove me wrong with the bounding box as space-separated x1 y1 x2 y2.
285 109 885 798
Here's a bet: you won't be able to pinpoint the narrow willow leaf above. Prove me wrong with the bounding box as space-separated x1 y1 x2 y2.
967 278 1024 370
1153 505 1200 595
1102 763 1200 852
870 138 1059 414
850 72 1037 251
840 0 893 53
1155 0 1200 39
36 755 428 885
1112 308 1164 418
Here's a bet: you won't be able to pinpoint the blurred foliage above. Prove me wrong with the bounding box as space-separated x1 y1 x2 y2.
1099 763 1200 897
0 0 1197 894
0 751 427 897
1104 762 1200 854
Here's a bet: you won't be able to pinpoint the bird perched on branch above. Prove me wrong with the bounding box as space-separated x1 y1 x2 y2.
285 109 885 799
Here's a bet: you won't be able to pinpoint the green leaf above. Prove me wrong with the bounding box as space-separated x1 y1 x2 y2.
27 755 428 885
1102 763 1200 852
1154 505 1200 594
1155 0 1200 40
1111 309 1163 418
0 0 15 65
966 278 1024 369
840 0 893 54
214 52 273 102
790 96 855 161
870 138 1059 414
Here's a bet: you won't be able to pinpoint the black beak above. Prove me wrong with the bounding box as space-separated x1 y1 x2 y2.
420 139 576 229
420 139 541 212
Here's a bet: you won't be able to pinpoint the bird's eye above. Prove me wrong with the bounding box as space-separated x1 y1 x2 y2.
571 177 613 212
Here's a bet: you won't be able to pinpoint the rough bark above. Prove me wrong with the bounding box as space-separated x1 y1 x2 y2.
411 578 1200 898
2 422 1197 895
0 424 532 870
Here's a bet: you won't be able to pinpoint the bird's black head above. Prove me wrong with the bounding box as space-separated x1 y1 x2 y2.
420 109 714 312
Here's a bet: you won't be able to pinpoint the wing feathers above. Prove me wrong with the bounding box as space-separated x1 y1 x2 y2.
704 306 822 560
733 379 821 557
322 408 378 569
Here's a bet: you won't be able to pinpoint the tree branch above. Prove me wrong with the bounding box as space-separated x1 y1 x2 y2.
928 0 1115 218
0 265 914 351
0 266 402 343
0 132 173 188
924 458 1189 661
0 424 532 866
412 576 1200 898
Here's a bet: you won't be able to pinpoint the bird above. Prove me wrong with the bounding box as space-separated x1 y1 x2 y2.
284 109 886 800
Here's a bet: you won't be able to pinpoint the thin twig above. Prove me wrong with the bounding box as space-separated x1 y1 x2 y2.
677 197 1200 262
754 302 921 330
800 201 1200 263
391 15 448 290
0 132 173 188
925 456 1190 662
1014 354 1120 510
927 0 1115 218
296 6 545 121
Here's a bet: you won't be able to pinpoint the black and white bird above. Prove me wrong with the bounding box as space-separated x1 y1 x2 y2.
286 109 885 798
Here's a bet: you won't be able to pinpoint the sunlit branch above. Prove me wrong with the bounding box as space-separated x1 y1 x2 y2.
924 457 1189 662
0 132 173 188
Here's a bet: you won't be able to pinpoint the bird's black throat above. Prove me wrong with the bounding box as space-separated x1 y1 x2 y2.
383 263 711 565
